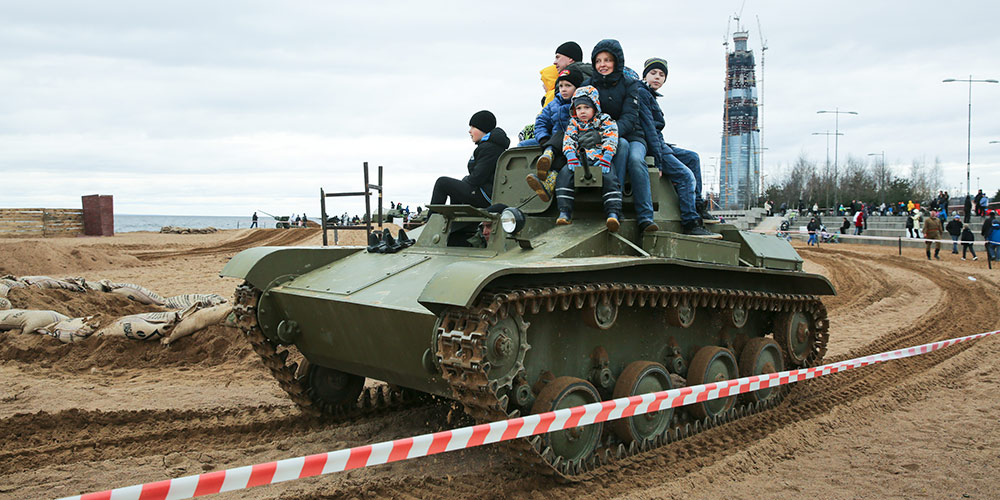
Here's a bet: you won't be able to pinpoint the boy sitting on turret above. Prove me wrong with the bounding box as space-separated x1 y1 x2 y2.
553 86 623 232
525 67 584 202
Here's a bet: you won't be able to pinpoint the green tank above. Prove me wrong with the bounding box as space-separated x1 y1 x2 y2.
222 146 834 479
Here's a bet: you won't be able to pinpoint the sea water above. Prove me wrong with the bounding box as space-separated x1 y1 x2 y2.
115 214 301 233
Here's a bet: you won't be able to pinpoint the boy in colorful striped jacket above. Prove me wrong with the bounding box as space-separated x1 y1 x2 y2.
553 85 623 232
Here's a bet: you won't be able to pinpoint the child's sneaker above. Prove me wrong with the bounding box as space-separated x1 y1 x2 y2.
536 148 554 177
525 171 556 202
556 212 572 225
639 220 659 233
606 213 620 232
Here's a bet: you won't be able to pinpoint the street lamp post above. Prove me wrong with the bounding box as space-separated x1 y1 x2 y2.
817 109 859 210
813 131 843 210
868 151 886 204
942 76 998 197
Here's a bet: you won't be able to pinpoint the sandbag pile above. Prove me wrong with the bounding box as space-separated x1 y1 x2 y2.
0 274 233 345
160 226 219 234
164 293 227 310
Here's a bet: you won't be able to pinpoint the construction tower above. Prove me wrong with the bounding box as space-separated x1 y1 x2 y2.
720 29 760 209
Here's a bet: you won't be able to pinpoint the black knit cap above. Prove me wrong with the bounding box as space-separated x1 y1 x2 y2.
555 41 583 63
468 110 496 132
555 68 584 89
642 57 669 79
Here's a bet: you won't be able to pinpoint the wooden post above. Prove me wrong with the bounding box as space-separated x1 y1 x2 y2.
321 187 328 246
363 162 372 236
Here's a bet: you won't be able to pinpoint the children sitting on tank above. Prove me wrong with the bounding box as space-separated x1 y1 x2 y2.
430 110 510 208
525 67 584 202
553 86 623 232
639 57 716 237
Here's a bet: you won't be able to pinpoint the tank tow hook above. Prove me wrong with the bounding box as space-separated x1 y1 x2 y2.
276 320 301 344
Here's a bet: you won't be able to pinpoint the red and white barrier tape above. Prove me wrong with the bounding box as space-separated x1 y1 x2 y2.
57 329 998 500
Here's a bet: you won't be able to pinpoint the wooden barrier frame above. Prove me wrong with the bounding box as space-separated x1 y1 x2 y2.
0 208 85 237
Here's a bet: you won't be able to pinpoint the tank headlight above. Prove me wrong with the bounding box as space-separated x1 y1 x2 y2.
501 207 526 235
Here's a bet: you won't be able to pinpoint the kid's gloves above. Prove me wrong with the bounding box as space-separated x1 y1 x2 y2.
566 155 580 172
598 157 612 174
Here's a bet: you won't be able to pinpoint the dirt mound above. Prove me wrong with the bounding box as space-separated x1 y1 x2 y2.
0 324 255 371
6 287 163 318
133 228 322 260
0 241 141 276
1 288 254 371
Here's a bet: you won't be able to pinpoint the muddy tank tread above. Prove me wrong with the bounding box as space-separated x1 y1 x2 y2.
435 283 829 481
234 282 430 419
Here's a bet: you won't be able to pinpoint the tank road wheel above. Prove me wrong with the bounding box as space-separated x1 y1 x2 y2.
583 301 618 330
306 363 365 408
665 304 696 328
774 311 814 365
611 361 674 444
531 377 603 465
686 346 738 420
738 338 784 404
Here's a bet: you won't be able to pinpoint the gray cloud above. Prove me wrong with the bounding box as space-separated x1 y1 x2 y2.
2 0 998 216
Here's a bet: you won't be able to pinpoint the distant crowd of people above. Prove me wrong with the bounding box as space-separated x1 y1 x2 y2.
768 189 1000 262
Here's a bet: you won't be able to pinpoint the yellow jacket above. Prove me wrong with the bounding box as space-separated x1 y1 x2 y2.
540 65 558 107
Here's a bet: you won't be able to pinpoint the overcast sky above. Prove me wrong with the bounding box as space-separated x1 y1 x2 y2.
2 1 998 216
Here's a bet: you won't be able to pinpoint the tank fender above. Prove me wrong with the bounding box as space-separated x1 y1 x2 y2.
417 258 835 315
220 246 363 291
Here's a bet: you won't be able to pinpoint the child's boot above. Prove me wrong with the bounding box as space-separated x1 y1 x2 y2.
536 147 554 178
525 170 557 202
556 212 572 225
606 213 620 233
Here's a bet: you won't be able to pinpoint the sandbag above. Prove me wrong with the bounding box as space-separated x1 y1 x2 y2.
0 309 70 333
0 277 25 289
163 305 233 344
96 311 180 340
106 282 167 306
164 293 227 310
0 297 10 310
0 282 9 298
19 276 87 293
37 316 101 344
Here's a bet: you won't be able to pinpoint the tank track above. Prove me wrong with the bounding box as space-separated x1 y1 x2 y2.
436 283 829 481
233 282 427 419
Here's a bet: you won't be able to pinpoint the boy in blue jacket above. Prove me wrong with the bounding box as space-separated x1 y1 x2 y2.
526 68 584 202
641 58 716 236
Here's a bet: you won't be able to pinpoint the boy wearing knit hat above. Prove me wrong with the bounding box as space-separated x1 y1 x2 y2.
642 56 715 225
526 67 584 202
429 110 510 208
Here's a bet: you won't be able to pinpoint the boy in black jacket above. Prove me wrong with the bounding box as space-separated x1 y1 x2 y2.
430 110 510 207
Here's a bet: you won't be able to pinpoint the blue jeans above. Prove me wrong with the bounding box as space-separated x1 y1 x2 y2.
990 242 1000 261
517 138 540 147
951 235 959 253
612 138 655 224
807 233 817 245
649 142 697 224
670 145 703 204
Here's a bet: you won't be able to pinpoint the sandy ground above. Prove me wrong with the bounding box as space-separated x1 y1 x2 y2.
1 230 998 499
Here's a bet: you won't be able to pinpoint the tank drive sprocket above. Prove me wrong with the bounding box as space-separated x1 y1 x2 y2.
436 283 829 481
